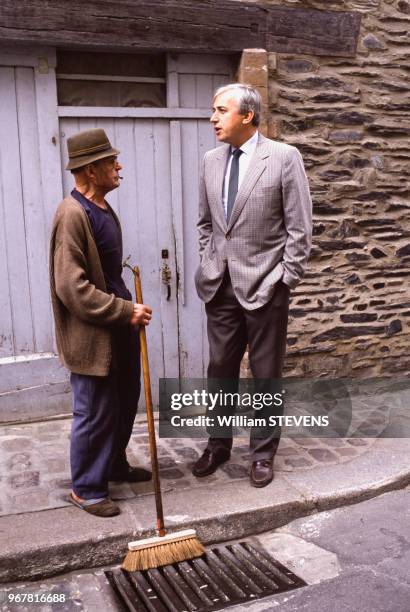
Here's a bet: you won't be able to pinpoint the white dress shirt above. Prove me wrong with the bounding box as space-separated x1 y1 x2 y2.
222 130 259 217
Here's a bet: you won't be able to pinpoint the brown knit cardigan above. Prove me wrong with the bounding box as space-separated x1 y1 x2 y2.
49 196 134 376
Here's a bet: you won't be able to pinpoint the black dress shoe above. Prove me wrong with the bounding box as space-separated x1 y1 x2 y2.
109 466 152 483
192 449 230 477
250 460 274 488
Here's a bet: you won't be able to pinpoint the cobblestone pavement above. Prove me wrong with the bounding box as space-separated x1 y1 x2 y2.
0 414 377 517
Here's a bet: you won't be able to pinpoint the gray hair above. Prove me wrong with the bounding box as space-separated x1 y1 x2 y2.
213 83 261 127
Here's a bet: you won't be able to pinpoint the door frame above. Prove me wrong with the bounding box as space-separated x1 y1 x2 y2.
0 46 235 421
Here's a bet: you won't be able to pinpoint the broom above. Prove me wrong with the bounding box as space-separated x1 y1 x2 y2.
122 259 205 571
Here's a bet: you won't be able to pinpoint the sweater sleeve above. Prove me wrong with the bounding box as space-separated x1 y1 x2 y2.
53 209 134 326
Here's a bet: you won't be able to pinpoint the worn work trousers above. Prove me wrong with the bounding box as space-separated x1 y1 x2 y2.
205 270 290 461
70 326 140 499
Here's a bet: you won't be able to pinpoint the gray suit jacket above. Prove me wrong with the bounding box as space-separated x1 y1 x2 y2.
195 133 312 310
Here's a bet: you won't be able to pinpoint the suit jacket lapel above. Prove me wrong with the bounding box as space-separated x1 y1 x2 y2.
210 144 230 229
227 135 271 232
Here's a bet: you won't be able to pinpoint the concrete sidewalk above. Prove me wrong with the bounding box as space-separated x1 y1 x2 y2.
0 415 409 583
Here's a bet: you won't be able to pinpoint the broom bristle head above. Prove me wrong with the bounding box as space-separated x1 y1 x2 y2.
122 536 205 572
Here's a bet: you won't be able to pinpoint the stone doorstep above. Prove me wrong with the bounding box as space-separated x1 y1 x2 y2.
1 438 410 584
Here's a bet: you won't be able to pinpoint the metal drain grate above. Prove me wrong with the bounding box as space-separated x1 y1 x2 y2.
106 541 306 611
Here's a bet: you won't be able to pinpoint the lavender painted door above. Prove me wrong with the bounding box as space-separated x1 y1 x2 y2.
0 49 233 419
59 54 234 400
0 48 68 422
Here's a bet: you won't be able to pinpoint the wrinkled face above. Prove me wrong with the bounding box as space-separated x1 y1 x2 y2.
210 90 251 147
90 155 122 192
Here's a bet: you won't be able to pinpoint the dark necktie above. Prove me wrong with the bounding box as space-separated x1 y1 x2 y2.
226 148 243 222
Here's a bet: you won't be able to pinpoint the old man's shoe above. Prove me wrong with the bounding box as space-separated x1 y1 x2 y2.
110 465 152 483
68 493 120 517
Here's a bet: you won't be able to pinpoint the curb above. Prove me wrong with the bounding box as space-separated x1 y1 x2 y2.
1 457 409 583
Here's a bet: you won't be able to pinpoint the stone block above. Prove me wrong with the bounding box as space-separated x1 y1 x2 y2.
386 319 402 337
267 117 280 139
279 58 317 73
341 313 378 323
220 463 248 478
329 130 363 143
268 52 277 73
238 48 268 87
159 468 185 479
285 457 313 468
334 111 373 125
363 34 385 50
307 448 338 462
312 325 385 343
8 471 40 489
396 244 410 257
6 452 31 471
10 490 50 511
158 456 175 468
398 0 410 13
174 447 199 459
44 458 67 473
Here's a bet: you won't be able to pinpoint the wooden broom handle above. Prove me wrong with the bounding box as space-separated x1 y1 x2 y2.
133 266 166 537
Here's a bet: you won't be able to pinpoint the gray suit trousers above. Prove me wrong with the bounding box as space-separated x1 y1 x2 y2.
205 270 290 460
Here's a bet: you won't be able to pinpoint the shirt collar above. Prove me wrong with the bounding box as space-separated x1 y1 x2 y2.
72 188 92 212
231 130 259 156
72 188 110 214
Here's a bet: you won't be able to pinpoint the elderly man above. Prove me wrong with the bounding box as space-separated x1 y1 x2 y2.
193 84 312 487
50 128 152 517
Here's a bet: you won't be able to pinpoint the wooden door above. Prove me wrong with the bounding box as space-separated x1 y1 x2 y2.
0 48 234 421
59 53 235 398
0 47 66 422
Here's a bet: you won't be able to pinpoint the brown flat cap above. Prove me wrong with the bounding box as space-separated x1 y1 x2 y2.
66 128 120 170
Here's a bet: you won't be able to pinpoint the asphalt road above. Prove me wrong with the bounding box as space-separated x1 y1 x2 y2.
230 484 410 611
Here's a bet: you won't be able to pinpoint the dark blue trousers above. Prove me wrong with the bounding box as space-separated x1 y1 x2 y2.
70 326 140 499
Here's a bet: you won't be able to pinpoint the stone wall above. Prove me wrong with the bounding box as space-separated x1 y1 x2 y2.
239 0 410 378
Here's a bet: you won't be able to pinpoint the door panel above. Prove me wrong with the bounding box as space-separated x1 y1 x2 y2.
59 52 234 400
0 66 53 358
60 117 180 405
175 54 232 377
177 118 217 377
0 47 234 419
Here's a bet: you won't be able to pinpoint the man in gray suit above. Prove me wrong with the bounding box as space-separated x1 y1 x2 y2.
193 83 312 487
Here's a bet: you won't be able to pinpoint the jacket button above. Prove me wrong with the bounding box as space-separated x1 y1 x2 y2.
225 233 231 240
